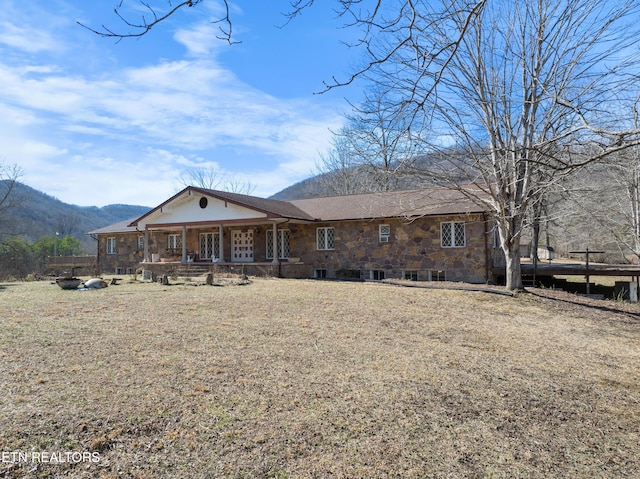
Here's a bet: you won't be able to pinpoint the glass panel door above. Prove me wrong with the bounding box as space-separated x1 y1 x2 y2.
199 232 219 260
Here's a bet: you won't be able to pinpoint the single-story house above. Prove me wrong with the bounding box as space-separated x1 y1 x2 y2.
89 186 502 283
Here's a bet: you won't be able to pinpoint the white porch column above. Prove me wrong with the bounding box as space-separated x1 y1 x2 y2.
181 225 187 263
218 224 225 262
272 222 279 264
143 227 149 262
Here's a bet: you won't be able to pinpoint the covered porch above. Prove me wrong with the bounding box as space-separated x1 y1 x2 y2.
137 218 313 278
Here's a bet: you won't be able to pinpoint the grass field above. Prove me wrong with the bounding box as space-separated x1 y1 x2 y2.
1 278 639 478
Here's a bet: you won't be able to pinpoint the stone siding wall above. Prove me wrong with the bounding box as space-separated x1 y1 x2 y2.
287 214 489 283
97 214 489 282
97 232 146 274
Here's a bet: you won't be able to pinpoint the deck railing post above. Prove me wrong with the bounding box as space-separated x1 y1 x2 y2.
569 247 605 296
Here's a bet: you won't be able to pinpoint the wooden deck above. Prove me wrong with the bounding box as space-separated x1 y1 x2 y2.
46 255 97 268
45 255 97 274
493 261 640 278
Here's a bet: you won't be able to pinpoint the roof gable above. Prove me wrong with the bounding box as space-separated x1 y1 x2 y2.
134 190 266 228
129 187 313 228
194 188 313 221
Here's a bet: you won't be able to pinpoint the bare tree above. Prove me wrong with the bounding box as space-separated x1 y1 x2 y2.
78 0 233 42
357 0 640 290
570 148 640 263
55 212 82 238
342 87 419 192
611 150 640 262
177 167 255 194
547 170 615 260
0 161 25 236
314 127 374 196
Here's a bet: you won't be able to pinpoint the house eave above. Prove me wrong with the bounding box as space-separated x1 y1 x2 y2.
127 186 314 227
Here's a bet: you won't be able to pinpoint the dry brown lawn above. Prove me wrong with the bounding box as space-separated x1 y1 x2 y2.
0 277 639 478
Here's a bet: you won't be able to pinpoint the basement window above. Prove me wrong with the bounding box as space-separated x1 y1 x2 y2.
370 270 386 280
404 270 419 281
314 269 327 279
429 270 446 282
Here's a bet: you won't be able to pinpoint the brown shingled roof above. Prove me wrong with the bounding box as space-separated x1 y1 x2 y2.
289 188 486 221
88 218 140 235
92 186 487 235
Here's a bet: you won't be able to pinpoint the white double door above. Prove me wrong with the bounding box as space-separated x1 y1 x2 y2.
231 229 254 262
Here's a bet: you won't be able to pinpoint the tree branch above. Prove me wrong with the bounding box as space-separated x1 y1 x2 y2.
77 0 240 44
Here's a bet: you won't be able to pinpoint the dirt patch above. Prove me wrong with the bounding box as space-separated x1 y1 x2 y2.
0 278 638 478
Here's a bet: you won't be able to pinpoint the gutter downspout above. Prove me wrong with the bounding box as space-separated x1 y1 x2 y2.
483 213 491 283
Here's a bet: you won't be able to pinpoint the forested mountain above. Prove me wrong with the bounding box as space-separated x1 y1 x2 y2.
270 158 437 201
269 174 335 200
0 181 149 253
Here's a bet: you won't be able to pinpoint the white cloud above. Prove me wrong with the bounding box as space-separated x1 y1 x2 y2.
0 21 61 53
174 22 226 57
0 1 347 207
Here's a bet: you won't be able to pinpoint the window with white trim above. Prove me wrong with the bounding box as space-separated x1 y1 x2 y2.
316 227 335 250
266 229 290 259
168 234 181 251
137 236 144 250
106 237 116 255
441 221 466 248
379 224 391 243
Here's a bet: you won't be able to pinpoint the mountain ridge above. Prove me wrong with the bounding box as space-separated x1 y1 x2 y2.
1 181 150 253
1 175 330 254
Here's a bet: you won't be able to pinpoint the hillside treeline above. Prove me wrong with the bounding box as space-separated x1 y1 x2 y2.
0 180 148 280
0 235 81 280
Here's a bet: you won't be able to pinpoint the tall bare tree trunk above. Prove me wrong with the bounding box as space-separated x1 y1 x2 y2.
504 241 523 291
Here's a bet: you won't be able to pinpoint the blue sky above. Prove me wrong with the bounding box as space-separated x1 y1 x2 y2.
0 1 362 206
